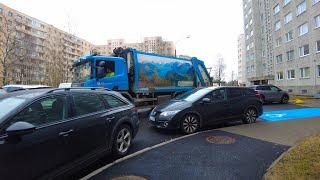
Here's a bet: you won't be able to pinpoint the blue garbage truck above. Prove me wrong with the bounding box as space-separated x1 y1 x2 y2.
72 48 212 105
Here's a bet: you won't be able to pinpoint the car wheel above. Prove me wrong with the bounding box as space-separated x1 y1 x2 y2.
281 95 289 104
243 107 258 124
181 114 199 134
113 125 132 156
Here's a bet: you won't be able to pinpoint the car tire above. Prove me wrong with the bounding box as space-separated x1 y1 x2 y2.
180 114 200 134
112 125 132 157
281 95 289 104
243 107 258 124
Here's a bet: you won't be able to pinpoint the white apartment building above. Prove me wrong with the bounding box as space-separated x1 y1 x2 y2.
238 34 247 86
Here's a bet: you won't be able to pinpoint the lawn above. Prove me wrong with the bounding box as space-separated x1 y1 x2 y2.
264 135 320 180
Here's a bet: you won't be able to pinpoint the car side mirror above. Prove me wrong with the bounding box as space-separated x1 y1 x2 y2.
201 98 211 104
6 122 36 137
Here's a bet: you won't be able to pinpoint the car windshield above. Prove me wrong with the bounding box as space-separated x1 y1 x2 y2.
72 61 92 83
174 88 212 102
0 97 26 123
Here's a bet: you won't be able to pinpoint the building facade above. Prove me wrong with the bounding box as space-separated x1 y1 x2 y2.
237 34 247 86
270 0 320 95
242 0 320 95
95 37 175 56
0 3 93 86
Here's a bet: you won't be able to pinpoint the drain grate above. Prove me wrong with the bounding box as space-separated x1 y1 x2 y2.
206 135 235 144
111 175 148 180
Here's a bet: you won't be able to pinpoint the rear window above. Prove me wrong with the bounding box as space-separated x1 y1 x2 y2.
72 93 105 116
228 88 243 99
102 94 127 108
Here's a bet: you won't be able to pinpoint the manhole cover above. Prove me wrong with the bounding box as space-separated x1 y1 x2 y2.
206 136 235 144
111 175 148 180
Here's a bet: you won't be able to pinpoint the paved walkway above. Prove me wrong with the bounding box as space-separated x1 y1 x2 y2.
81 104 320 180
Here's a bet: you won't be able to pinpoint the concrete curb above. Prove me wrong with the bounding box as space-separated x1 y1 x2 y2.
80 130 205 180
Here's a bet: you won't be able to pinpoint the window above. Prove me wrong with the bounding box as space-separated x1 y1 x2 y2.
299 44 309 56
313 0 320 5
102 94 126 108
228 88 243 99
287 50 294 60
275 21 281 31
249 19 253 25
300 67 310 78
298 23 308 36
296 1 306 16
285 31 293 42
256 86 271 91
250 30 253 36
96 60 115 77
211 89 226 101
276 54 283 63
0 8 2 14
284 0 291 6
274 4 280 15
287 70 295 79
8 11 13 17
73 93 105 116
270 86 281 92
275 37 282 47
277 72 284 80
284 12 292 24
13 96 68 126
317 65 320 77
317 40 320 52
315 15 320 28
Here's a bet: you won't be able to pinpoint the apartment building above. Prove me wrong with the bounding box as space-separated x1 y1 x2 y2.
237 34 247 86
0 3 93 86
95 37 175 56
242 0 274 86
270 0 320 95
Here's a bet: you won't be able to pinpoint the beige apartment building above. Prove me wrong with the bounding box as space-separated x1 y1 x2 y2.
270 0 320 95
242 0 320 95
0 3 92 86
96 37 175 56
237 34 247 86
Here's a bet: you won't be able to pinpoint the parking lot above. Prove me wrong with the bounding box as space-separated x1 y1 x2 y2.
73 103 320 180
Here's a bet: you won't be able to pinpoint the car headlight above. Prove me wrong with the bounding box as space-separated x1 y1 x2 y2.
160 110 181 117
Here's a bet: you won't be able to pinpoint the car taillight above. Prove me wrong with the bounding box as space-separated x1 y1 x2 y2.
255 91 261 99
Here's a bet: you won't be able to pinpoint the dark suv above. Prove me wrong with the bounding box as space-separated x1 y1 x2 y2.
149 87 263 134
0 88 139 179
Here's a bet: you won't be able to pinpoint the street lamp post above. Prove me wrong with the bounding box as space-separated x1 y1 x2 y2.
174 35 191 57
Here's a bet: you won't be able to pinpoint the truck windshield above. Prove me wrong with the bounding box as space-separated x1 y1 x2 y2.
73 61 92 82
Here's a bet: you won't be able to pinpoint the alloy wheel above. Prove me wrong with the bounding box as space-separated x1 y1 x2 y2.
182 115 199 134
282 96 289 104
245 108 257 124
116 128 131 154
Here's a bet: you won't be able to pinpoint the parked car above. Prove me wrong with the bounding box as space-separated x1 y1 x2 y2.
149 87 263 134
250 85 289 104
0 88 139 179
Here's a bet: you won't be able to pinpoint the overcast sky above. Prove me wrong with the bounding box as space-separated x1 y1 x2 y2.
1 0 244 81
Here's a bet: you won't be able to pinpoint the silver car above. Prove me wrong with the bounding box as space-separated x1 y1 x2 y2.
250 85 289 104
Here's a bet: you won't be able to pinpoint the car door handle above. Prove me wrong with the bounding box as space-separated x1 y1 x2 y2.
59 129 74 137
106 116 115 122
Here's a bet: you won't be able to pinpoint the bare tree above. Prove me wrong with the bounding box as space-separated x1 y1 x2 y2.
0 14 18 85
213 54 226 86
43 35 65 87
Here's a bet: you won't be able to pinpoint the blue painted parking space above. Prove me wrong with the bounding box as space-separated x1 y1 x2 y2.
261 108 320 122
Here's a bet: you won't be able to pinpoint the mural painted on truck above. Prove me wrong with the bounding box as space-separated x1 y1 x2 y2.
137 54 195 88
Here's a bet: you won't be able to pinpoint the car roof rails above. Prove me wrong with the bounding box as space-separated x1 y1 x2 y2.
46 87 111 94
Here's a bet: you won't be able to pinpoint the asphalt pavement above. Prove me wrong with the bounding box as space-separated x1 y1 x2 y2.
76 103 320 180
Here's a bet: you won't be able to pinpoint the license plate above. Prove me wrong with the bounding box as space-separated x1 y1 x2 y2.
150 116 155 121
